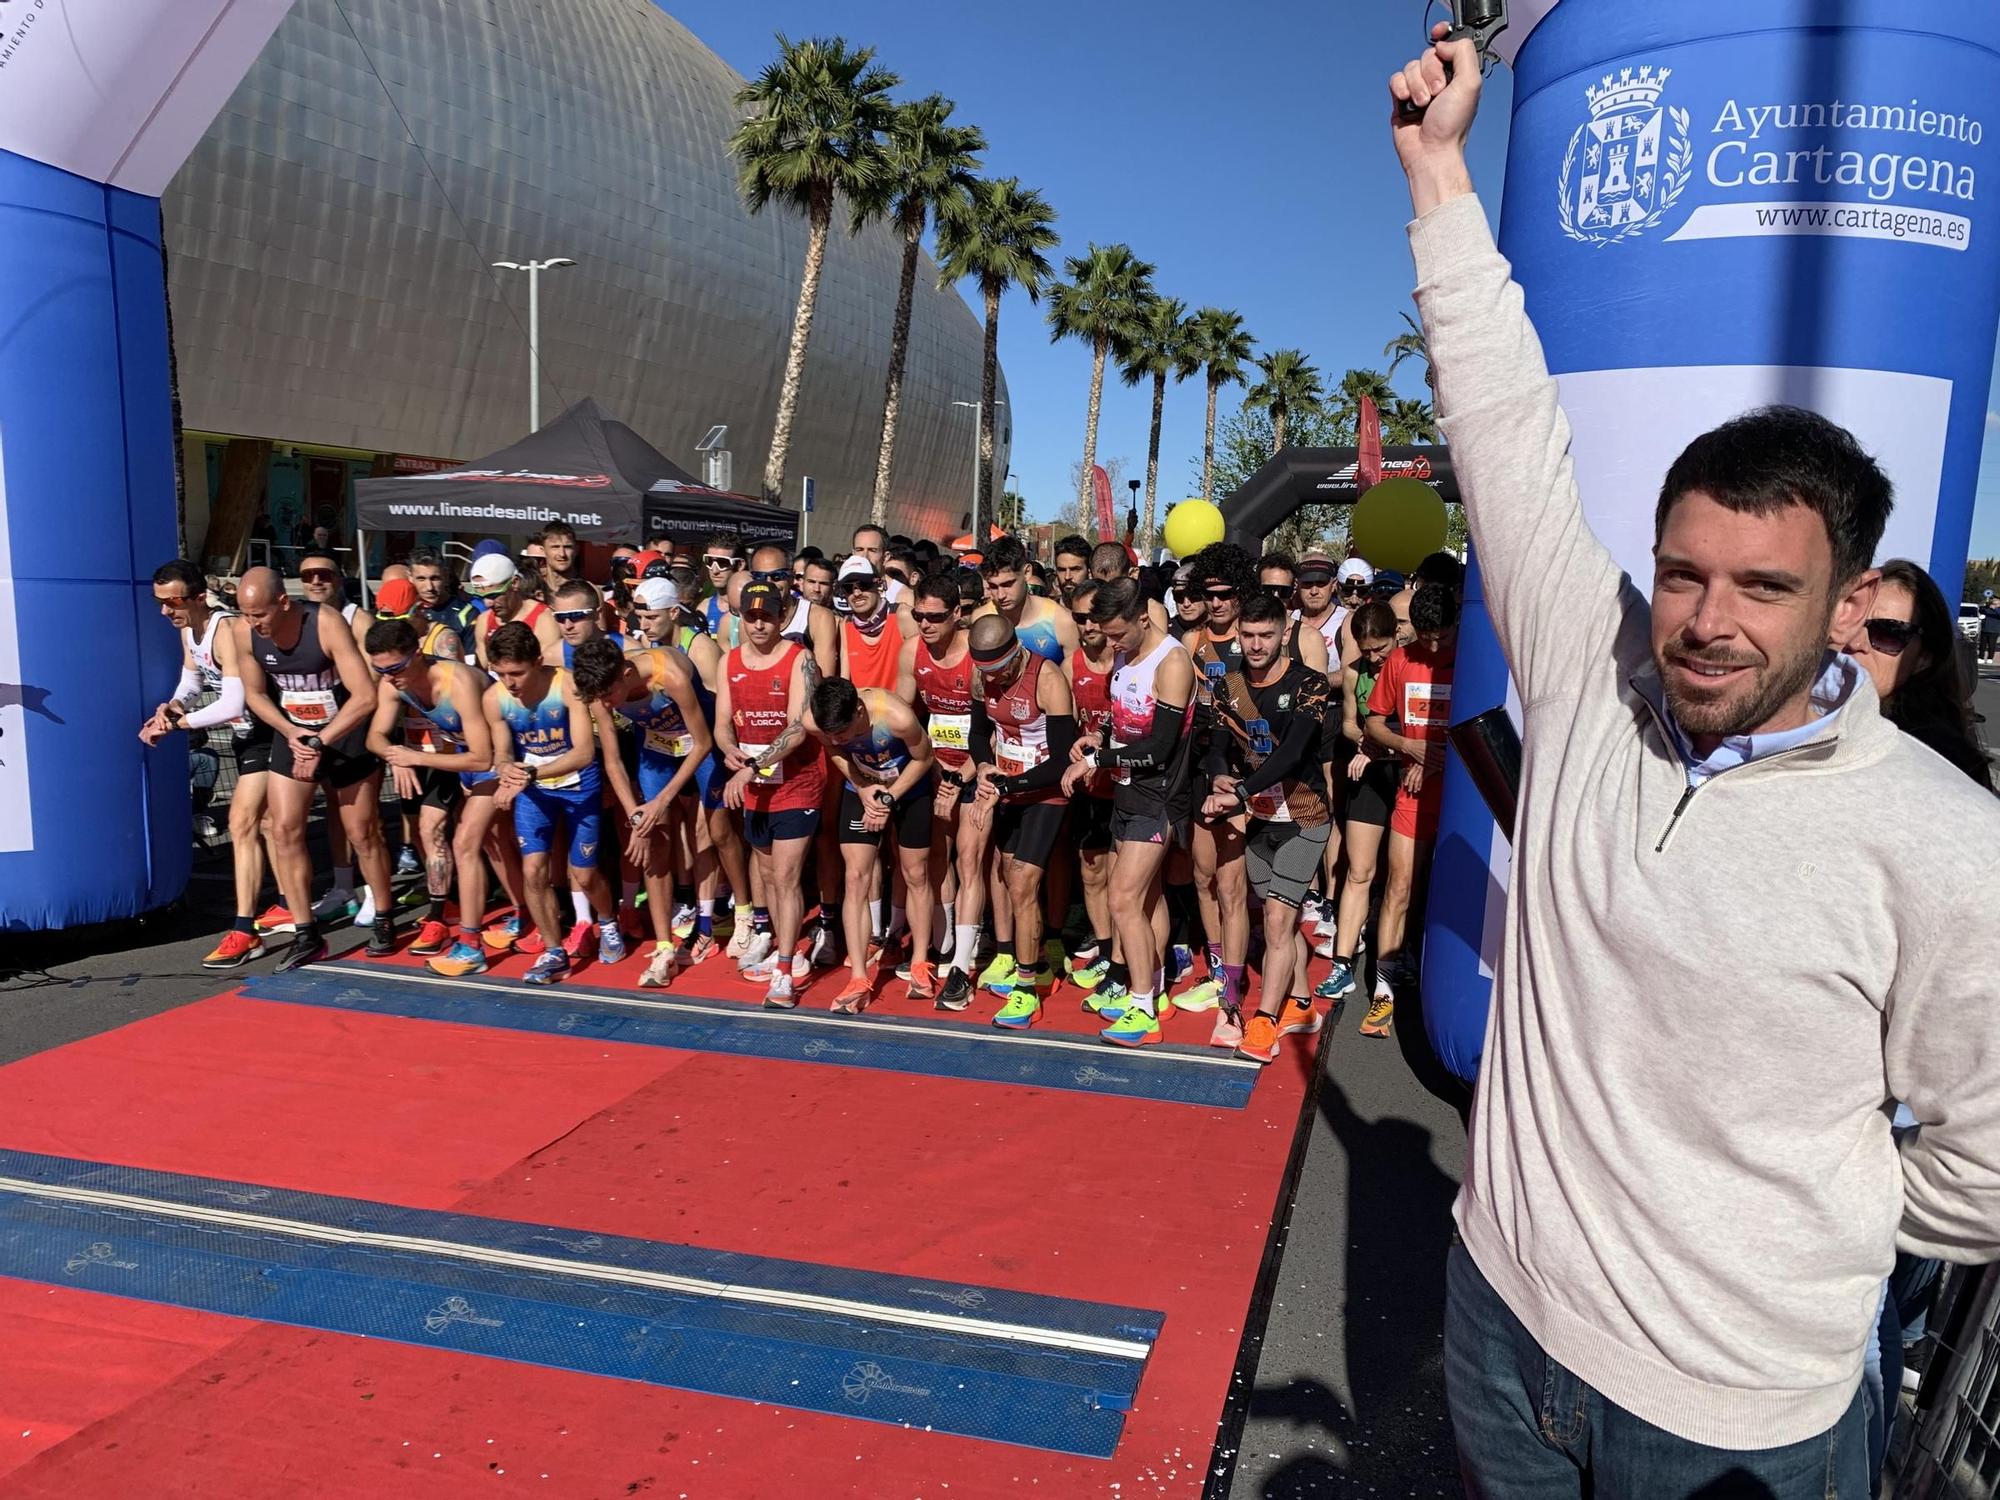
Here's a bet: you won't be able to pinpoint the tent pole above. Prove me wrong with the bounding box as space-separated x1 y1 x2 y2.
357 528 370 604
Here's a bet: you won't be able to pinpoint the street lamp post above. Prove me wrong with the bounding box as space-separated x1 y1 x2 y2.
492 257 577 429
951 398 1006 544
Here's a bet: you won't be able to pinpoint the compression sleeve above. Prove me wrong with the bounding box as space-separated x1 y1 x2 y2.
172 664 204 707
968 701 994 765
1239 707 1321 798
992 713 1076 798
1106 699 1186 772
182 676 246 730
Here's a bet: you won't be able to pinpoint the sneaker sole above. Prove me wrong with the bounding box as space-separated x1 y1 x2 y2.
763 995 799 1010
992 1012 1039 1030
1100 1031 1162 1049
201 948 264 970
1278 1013 1324 1037
1233 1046 1279 1065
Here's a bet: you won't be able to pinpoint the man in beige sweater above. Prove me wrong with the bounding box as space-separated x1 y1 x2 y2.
1391 27 2000 1499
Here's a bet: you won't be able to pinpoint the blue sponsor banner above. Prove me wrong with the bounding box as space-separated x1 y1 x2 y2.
1424 2 2000 1080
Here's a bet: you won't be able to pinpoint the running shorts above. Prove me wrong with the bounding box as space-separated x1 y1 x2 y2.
637 750 693 805
271 727 378 789
1390 778 1444 844
417 766 463 812
1246 819 1331 910
993 799 1066 868
839 780 934 849
694 749 727 810
1074 793 1115 852
744 805 820 850
514 780 604 868
232 724 274 778
1111 806 1189 849
1344 758 1399 830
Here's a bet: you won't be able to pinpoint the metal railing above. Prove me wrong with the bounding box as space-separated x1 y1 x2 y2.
1895 1263 2000 1498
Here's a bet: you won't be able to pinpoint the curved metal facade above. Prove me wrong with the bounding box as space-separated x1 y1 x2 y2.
161 0 1006 549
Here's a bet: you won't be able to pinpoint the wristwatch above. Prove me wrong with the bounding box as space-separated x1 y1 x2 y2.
298 733 323 751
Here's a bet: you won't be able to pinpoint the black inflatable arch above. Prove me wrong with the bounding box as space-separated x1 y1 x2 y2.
1219 445 1458 548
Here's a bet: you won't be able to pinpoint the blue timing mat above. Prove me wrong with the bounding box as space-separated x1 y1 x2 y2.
0 1148 1161 1457
237 961 1261 1110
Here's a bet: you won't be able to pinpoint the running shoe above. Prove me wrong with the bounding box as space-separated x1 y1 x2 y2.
517 928 547 957
1236 1013 1282 1065
935 968 973 1012
736 931 774 971
725 917 755 961
427 940 487 978
523 949 570 986
791 945 813 984
1209 1006 1245 1049
740 955 781 984
683 933 718 967
1315 959 1357 1002
832 975 872 1014
639 943 676 988
305 891 352 927
395 846 422 878
1174 977 1222 1014
365 919 398 958
763 973 798 1010
273 931 327 973
1084 980 1130 1019
394 885 429 914
992 990 1041 1030
1360 983 1394 1038
408 920 451 957
809 921 842 969
671 903 697 942
596 918 627 966
977 952 1017 995
1310 929 1340 961
1300 894 1329 929
1277 994 1324 1038
562 920 597 963
1066 957 1109 991
1100 1006 1163 1048
1166 943 1195 985
255 903 300 936
201 929 265 970
905 960 938 1003
481 913 524 952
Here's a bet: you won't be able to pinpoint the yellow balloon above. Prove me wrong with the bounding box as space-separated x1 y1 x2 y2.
1348 477 1447 574
1162 498 1226 558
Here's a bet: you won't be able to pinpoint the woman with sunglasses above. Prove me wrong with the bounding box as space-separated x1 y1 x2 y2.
1841 559 1993 789
1168 564 1206 642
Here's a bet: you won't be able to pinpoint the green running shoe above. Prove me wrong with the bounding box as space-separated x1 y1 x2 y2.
1174 977 1222 1014
992 990 1041 1029
1067 957 1109 991
1084 980 1130 1018
977 951 1017 994
1100 1005 1162 1048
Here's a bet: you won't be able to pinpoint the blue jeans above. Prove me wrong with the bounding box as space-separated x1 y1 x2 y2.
1446 1243 1869 1499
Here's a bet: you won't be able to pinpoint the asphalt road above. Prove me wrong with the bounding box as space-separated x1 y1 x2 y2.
2 659 1991 1499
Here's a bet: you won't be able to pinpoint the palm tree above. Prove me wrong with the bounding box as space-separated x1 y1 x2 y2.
1383 396 1439 445
1048 244 1157 515
1246 348 1323 456
730 35 899 504
1331 367 1397 438
1383 310 1434 390
1119 295 1198 557
855 95 985 525
936 176 1059 520
1188 307 1255 501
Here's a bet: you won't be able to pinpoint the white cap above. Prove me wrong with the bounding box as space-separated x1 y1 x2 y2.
634 577 680 610
468 553 517 591
837 556 877 582
1337 558 1375 584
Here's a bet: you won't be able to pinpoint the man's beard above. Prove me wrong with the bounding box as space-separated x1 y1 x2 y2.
1657 630 1826 739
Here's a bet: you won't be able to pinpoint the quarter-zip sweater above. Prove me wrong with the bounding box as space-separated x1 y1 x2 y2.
1412 193 2000 1450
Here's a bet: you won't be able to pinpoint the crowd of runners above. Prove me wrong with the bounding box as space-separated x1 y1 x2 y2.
145 520 1464 1063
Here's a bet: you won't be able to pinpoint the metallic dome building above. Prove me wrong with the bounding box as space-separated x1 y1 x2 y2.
162 0 1006 558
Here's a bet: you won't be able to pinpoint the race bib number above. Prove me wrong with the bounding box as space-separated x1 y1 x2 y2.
1403 681 1451 735
645 727 694 758
927 712 971 754
1248 787 1292 823
738 741 785 786
525 749 581 791
279 688 336 725
997 753 1027 777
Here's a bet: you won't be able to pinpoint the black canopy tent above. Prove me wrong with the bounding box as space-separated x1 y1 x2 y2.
1220 445 1459 548
644 479 798 552
355 397 697 545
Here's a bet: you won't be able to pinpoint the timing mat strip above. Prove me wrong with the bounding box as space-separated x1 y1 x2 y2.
0 1149 1160 1457
237 960 1260 1110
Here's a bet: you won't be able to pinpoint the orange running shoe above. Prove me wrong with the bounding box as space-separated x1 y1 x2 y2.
202 929 265 970
1235 1013 1282 1064
905 960 938 1003
408 919 451 957
252 903 296 936
832 975 872 1014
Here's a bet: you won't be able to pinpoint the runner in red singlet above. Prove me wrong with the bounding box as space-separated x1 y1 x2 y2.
836 557 912 691
469 554 561 670
1059 582 1119 993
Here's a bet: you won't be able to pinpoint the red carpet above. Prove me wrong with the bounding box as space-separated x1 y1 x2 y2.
0 937 1326 1497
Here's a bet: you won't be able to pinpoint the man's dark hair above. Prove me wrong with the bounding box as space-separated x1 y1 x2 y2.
408 546 452 583
852 523 888 548
1186 541 1259 599
1350 601 1399 642
798 544 825 563
1088 577 1146 625
980 535 1029 578
570 636 628 702
1071 580 1101 614
888 546 920 576
1238 592 1289 629
804 556 838 580
811 675 863 730
1413 550 1464 594
539 520 577 543
1259 550 1298 580
554 579 598 607
705 533 742 558
1089 541 1132 576
912 538 941 563
1411 581 1461 633
298 547 340 572
365 617 419 655
1657 405 1892 586
916 569 961 610
1054 534 1092 565
958 565 986 602
153 558 205 593
1027 560 1050 584
487 620 543 666
888 532 913 550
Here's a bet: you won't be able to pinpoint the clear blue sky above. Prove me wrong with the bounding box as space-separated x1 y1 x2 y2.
663 0 2000 560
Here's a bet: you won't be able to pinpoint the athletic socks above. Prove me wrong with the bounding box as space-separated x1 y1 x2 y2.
952 923 981 974
231 915 255 935
752 905 772 933
332 866 355 895
1221 963 1247 1010
695 911 713 938
869 897 886 941
824 901 842 935
570 889 592 924
1129 989 1157 1019
1106 959 1131 991
1205 942 1224 978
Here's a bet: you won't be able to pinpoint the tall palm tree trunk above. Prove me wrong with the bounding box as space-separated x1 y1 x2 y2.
1079 334 1108 521
1142 368 1167 558
764 192 831 504
1202 377 1221 501
978 284 1000 526
1272 407 1287 457
870 209 923 525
